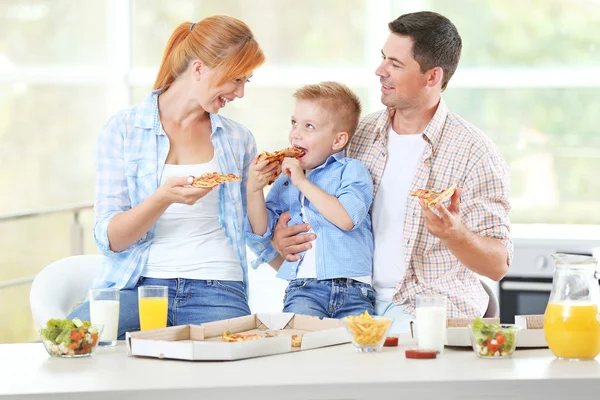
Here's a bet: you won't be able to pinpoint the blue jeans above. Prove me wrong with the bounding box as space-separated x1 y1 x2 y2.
67 277 251 340
282 278 376 319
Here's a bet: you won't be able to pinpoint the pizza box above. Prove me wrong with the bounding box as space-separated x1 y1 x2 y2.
410 316 548 348
126 312 350 361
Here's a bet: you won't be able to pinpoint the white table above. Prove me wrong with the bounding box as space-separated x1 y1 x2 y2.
1 341 600 400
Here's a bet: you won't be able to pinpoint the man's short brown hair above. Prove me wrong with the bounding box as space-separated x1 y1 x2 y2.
389 12 462 91
293 81 362 136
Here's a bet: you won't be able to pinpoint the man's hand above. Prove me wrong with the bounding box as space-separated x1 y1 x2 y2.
272 211 315 262
419 188 467 242
419 187 509 281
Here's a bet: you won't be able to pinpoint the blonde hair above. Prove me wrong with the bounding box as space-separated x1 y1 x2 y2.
293 81 362 136
153 15 265 91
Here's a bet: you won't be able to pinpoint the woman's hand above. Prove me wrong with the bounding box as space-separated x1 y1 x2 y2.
247 157 280 193
155 176 215 206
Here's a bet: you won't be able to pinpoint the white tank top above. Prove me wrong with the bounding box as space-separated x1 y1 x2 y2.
143 157 243 281
372 127 427 301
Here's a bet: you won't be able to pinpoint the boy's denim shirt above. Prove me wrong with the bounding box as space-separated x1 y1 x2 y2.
245 151 374 280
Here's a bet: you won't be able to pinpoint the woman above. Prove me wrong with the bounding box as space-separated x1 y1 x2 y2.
68 16 265 339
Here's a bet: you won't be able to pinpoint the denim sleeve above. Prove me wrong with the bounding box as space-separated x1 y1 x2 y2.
241 129 257 215
335 159 374 230
93 114 130 256
244 176 289 268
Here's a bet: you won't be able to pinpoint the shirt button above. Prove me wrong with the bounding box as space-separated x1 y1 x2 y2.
412 212 417 217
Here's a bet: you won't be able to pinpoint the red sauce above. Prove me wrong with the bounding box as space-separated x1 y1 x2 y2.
405 349 438 359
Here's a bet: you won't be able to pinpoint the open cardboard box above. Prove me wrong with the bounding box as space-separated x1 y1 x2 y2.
126 313 350 361
410 315 548 348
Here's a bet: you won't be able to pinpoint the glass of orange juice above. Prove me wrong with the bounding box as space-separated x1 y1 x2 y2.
543 254 600 360
138 286 168 331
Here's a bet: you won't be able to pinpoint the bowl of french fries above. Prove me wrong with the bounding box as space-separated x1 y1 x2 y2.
343 311 393 352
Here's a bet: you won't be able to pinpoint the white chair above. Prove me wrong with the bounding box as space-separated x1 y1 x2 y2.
30 254 103 330
480 279 499 318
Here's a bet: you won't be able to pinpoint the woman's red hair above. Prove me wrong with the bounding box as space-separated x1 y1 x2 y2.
153 15 265 91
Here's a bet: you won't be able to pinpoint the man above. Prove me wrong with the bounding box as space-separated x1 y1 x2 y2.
268 11 512 332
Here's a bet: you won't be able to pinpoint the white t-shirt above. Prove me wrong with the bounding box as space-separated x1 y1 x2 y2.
295 170 371 284
143 157 243 281
371 127 427 301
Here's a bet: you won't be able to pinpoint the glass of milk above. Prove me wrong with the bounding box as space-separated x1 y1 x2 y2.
89 288 120 347
415 294 447 354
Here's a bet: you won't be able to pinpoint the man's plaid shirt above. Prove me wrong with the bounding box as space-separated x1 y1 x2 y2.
347 99 512 318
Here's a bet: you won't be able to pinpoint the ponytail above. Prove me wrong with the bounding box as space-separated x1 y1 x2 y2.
152 16 265 92
153 22 194 91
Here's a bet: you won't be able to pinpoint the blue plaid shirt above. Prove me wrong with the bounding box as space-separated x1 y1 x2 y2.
245 152 374 280
92 90 256 290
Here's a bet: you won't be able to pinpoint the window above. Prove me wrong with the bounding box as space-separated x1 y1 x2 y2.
1 0 599 343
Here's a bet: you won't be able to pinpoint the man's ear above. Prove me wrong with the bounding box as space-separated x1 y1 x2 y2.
426 66 444 88
332 131 349 152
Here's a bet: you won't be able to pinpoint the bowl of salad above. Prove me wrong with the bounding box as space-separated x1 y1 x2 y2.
39 318 102 358
468 317 520 359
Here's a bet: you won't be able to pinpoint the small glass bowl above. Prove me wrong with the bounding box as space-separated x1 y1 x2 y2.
343 316 393 353
468 323 520 359
40 325 104 358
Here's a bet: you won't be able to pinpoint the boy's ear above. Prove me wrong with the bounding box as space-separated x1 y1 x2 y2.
332 131 349 152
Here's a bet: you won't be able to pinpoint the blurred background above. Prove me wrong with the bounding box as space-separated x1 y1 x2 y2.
1 0 599 342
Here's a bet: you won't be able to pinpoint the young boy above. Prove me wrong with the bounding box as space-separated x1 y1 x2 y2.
245 81 375 319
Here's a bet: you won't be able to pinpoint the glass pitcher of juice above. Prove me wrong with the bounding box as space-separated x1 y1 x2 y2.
543 253 600 360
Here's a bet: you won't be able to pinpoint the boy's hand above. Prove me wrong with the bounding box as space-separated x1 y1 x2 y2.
282 157 306 187
247 156 280 193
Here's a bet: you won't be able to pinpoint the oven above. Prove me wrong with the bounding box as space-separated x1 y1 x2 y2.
498 238 600 324
499 276 553 323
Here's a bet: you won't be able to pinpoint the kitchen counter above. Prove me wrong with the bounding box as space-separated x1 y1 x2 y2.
1 339 599 400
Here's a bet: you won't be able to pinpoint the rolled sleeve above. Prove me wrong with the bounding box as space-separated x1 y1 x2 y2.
93 115 130 256
335 159 374 230
244 216 277 268
462 152 513 266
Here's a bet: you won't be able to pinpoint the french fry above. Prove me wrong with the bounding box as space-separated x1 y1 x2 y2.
344 311 392 346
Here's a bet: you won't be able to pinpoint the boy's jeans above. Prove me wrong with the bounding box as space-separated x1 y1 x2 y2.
282 278 376 319
68 277 251 339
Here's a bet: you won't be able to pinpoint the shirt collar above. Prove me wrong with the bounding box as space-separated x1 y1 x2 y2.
313 151 345 171
421 98 448 152
374 97 448 152
133 89 226 136
133 90 160 130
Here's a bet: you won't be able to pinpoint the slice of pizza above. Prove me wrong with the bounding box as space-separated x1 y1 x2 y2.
257 146 305 164
410 181 457 207
256 146 306 185
190 172 242 188
221 331 263 343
